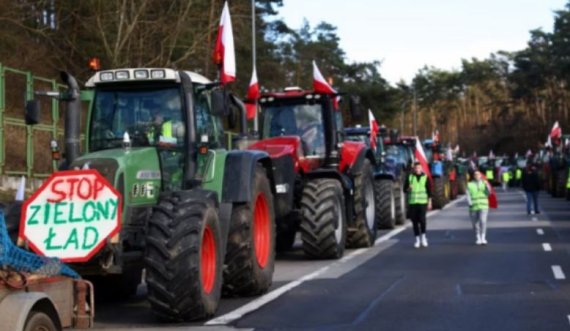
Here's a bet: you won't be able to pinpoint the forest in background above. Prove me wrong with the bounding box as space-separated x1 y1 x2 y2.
2 0 570 155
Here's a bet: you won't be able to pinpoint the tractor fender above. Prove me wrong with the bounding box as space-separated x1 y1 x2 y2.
222 150 276 204
0 292 62 331
344 146 375 176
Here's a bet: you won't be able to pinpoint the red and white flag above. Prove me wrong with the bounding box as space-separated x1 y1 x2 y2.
245 67 259 120
312 61 337 94
550 121 562 139
414 137 432 179
213 1 236 84
368 110 379 151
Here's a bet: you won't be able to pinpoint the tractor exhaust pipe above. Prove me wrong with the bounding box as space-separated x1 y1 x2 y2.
60 72 81 167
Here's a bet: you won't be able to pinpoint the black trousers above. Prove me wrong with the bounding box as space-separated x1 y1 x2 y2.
409 204 427 236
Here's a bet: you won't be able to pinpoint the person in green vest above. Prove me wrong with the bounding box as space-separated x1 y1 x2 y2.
485 167 494 183
501 169 510 191
467 170 491 245
404 162 432 248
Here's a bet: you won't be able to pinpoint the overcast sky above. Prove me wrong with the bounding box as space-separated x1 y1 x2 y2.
277 0 568 85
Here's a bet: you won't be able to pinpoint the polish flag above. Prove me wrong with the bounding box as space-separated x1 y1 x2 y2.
245 68 259 120
312 61 337 94
414 137 432 179
213 1 236 84
368 110 379 151
550 121 562 139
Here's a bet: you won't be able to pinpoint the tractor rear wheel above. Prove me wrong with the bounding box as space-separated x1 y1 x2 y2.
376 179 396 229
347 159 377 248
223 166 275 296
300 179 346 259
432 177 447 209
145 192 222 322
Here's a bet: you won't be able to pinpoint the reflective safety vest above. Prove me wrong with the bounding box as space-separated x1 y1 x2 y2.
515 169 522 180
566 167 570 189
162 121 173 137
408 175 428 205
485 169 494 181
468 181 489 211
502 171 510 183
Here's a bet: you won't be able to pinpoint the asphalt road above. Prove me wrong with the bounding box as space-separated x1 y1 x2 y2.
87 189 570 331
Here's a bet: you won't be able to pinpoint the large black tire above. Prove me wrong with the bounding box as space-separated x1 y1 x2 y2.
394 183 407 225
145 192 222 322
300 179 346 259
223 166 275 296
376 179 396 229
347 159 377 248
24 311 59 331
555 169 566 198
457 175 467 195
432 177 447 209
449 179 458 200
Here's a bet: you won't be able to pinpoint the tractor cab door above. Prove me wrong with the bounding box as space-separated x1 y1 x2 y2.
193 88 225 181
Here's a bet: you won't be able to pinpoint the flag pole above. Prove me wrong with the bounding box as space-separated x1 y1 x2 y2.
252 0 259 135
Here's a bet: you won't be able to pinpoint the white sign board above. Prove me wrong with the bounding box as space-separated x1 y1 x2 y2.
21 170 122 262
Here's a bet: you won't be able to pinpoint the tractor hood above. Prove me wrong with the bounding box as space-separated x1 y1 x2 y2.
248 136 303 159
70 147 162 205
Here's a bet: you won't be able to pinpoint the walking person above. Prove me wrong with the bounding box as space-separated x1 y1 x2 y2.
467 170 492 245
522 164 540 215
404 162 432 248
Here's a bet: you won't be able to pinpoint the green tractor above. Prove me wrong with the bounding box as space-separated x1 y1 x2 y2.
21 69 277 321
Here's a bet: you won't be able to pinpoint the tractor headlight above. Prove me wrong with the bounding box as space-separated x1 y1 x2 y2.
100 72 114 81
115 71 130 80
151 70 165 79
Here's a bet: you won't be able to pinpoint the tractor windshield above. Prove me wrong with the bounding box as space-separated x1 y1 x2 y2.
261 99 325 156
89 87 184 151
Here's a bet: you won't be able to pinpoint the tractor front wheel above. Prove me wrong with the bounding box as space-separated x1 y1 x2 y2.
376 179 396 229
300 179 346 259
347 159 377 248
432 177 447 209
145 192 222 322
223 166 275 296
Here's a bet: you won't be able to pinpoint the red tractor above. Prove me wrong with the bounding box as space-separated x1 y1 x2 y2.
248 87 377 259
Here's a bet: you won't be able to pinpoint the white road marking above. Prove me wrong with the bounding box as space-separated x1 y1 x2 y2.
542 243 552 252
537 229 544 235
552 265 566 280
206 196 466 325
567 315 570 325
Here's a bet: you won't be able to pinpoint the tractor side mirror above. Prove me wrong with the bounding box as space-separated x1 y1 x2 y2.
25 100 40 125
349 95 362 120
211 89 229 116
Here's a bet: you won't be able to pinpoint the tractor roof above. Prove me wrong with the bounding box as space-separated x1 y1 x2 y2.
85 68 212 87
345 126 370 136
260 87 329 100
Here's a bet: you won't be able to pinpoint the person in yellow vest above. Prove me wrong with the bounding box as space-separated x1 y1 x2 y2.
467 170 491 245
404 162 432 248
485 167 494 183
501 169 510 191
148 107 183 145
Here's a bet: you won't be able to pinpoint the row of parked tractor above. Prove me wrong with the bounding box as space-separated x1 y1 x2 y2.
0 67 469 327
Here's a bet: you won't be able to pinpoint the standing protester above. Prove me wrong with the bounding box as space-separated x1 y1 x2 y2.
404 162 432 248
501 169 510 191
467 170 492 245
522 164 541 215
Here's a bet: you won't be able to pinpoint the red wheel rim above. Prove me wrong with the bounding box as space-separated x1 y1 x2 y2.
253 193 270 268
201 225 216 294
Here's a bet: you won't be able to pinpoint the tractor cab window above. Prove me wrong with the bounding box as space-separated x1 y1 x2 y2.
194 88 223 148
90 87 184 151
262 99 325 156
